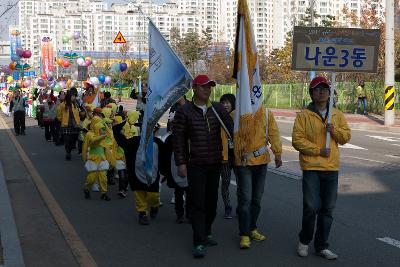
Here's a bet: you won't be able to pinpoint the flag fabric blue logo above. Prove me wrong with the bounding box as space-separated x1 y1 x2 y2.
135 20 192 185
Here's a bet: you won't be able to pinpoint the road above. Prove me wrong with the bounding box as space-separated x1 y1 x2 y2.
1 114 400 267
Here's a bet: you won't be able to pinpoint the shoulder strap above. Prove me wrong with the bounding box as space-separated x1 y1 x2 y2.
211 105 232 141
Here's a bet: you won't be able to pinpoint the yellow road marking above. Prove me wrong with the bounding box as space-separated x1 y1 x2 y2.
0 116 97 267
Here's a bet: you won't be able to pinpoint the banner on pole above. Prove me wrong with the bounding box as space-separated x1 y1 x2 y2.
41 36 54 75
291 27 380 73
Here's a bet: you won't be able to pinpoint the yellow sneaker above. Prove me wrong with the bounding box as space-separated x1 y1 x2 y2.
240 236 251 249
251 229 266 241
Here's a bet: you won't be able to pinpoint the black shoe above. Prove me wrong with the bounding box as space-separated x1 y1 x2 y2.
66 154 71 161
150 207 159 218
15 132 20 136
21 132 26 135
84 189 90 199
176 215 184 224
138 212 149 225
100 193 111 201
117 190 127 199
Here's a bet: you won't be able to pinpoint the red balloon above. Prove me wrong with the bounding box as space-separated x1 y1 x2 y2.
63 60 70 68
22 50 32 58
41 73 48 79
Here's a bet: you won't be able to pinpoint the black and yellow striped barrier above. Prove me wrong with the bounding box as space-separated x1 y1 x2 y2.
385 85 395 110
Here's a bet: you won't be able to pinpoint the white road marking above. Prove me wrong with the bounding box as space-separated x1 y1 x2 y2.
230 180 237 186
282 160 299 163
385 154 400 159
282 136 366 150
339 143 367 150
392 144 400 147
366 135 400 142
342 156 387 164
377 237 400 249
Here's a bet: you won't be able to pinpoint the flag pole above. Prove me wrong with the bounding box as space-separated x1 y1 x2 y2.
325 72 336 149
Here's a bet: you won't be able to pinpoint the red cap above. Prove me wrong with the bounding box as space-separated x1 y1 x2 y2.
309 76 330 89
193 75 216 87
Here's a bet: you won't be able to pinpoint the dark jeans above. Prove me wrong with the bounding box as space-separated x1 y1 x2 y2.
299 170 338 252
175 186 189 218
63 134 78 155
54 119 63 145
187 163 221 246
357 97 368 114
43 120 56 141
13 111 25 134
235 164 268 236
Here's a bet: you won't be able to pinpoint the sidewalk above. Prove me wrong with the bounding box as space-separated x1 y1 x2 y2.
120 98 400 133
271 108 400 133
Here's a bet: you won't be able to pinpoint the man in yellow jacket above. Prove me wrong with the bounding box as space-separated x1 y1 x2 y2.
292 76 351 260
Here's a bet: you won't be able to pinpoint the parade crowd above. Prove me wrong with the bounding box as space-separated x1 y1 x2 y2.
4 74 351 260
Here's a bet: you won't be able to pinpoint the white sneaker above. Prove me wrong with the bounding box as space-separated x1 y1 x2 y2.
297 242 309 257
318 249 338 260
91 183 99 192
170 196 175 204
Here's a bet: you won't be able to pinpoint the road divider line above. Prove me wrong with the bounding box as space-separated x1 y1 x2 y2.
342 156 387 164
0 116 97 267
377 237 400 249
385 154 400 159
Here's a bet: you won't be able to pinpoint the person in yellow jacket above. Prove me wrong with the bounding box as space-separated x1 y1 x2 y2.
235 106 283 249
292 76 351 260
56 87 81 160
356 80 367 115
82 121 111 201
101 107 117 186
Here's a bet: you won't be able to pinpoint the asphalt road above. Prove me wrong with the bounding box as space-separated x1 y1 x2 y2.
3 115 400 267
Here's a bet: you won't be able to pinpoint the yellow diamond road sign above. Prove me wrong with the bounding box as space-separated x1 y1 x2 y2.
113 31 126 44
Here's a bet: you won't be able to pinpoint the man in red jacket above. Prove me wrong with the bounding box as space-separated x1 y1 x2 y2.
173 75 233 258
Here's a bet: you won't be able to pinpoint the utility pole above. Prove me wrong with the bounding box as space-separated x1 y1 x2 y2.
384 0 395 126
309 0 316 80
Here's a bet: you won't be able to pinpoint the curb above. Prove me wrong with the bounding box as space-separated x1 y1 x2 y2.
0 161 25 267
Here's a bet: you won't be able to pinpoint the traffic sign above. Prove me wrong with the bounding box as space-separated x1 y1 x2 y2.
291 27 380 73
113 31 126 44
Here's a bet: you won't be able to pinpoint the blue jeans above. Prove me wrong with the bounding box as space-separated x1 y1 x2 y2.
357 97 368 114
235 164 267 236
299 171 338 252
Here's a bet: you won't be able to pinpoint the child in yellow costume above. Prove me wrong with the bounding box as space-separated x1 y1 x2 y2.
101 107 117 186
113 115 129 198
82 121 111 201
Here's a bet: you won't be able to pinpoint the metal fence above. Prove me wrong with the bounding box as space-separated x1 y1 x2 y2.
112 82 400 114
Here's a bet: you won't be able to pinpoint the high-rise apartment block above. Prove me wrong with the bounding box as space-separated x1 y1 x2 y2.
18 0 386 65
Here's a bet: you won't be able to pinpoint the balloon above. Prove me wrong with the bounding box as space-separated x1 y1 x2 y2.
63 60 70 68
119 62 128 72
69 32 75 39
104 76 112 85
111 62 120 73
98 74 106 83
1 65 11 75
48 71 53 77
11 54 20 61
16 48 24 57
85 60 91 66
92 59 97 65
9 62 17 70
76 57 85 66
48 76 54 82
37 79 45 87
54 84 61 92
7 76 13 83
61 81 67 89
49 80 56 88
89 77 99 86
62 35 69 44
23 80 31 87
41 73 48 79
73 31 81 40
84 56 92 62
56 58 64 66
22 50 32 58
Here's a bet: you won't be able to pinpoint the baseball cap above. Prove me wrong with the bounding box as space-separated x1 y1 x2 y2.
309 76 330 89
193 75 216 87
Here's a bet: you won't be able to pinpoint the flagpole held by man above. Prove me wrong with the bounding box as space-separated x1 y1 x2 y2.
232 0 283 250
